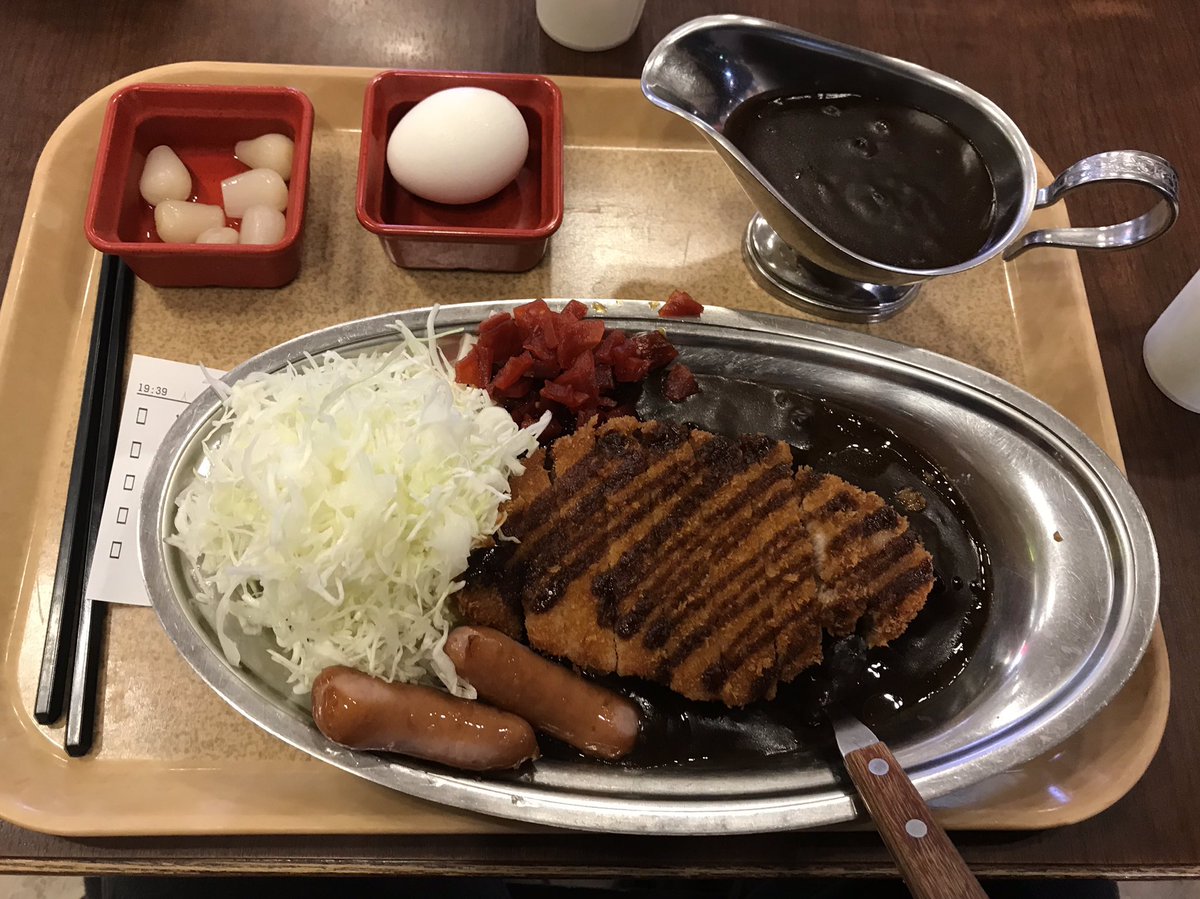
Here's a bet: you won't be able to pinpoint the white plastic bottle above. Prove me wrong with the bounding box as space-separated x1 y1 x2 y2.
1144 268 1200 412
536 0 646 52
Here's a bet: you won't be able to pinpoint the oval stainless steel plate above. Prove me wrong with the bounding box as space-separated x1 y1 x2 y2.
140 301 1158 834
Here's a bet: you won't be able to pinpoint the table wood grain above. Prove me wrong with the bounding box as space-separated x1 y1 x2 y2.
2 0 1198 878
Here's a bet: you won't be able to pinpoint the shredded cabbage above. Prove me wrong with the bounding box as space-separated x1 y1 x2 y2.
169 311 546 696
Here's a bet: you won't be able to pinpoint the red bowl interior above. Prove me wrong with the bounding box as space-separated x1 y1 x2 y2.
357 71 563 241
85 83 313 253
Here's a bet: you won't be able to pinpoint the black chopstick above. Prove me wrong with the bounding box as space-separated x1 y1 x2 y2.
33 255 122 724
64 257 134 756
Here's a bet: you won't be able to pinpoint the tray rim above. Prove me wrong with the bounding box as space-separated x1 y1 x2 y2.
0 60 1170 838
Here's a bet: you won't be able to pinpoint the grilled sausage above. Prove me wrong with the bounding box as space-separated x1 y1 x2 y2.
444 626 640 761
311 666 539 771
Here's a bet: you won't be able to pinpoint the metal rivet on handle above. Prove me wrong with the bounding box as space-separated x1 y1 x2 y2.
868 758 890 776
905 818 929 838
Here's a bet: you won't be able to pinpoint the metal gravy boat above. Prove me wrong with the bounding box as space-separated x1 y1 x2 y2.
642 15 1180 321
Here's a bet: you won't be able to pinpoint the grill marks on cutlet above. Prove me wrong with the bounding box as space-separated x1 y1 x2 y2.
596 434 750 617
800 471 932 644
522 426 696 615
661 471 812 703
616 456 792 644
610 440 793 676
648 463 804 703
513 419 707 669
861 554 936 645
456 418 936 707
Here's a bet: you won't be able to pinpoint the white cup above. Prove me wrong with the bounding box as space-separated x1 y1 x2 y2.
1144 268 1200 412
536 0 647 52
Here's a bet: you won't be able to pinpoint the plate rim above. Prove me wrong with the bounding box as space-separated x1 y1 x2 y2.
139 299 1159 834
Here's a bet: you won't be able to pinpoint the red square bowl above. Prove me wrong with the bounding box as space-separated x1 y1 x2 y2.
357 70 563 272
84 83 314 288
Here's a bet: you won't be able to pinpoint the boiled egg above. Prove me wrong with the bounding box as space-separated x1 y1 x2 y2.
386 87 529 205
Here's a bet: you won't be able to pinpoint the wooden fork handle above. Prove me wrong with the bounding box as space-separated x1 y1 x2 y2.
843 741 989 899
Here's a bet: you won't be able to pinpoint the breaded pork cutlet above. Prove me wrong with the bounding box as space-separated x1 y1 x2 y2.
455 417 935 707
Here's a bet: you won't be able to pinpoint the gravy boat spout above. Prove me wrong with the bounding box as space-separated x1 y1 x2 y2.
642 15 1179 321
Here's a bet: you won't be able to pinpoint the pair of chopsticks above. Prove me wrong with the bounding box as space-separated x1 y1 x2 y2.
33 254 134 756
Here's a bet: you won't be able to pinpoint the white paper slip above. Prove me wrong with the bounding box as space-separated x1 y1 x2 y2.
85 354 224 607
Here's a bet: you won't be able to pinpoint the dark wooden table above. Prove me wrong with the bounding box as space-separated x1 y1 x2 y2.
2 0 1198 880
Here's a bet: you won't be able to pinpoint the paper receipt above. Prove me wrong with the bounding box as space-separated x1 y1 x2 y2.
85 354 224 607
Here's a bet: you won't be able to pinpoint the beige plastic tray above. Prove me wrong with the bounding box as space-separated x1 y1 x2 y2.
0 62 1169 836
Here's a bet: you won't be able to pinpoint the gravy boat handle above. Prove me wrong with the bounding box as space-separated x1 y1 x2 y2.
1003 150 1179 259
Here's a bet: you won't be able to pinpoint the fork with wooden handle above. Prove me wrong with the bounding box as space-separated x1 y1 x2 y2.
832 711 989 899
